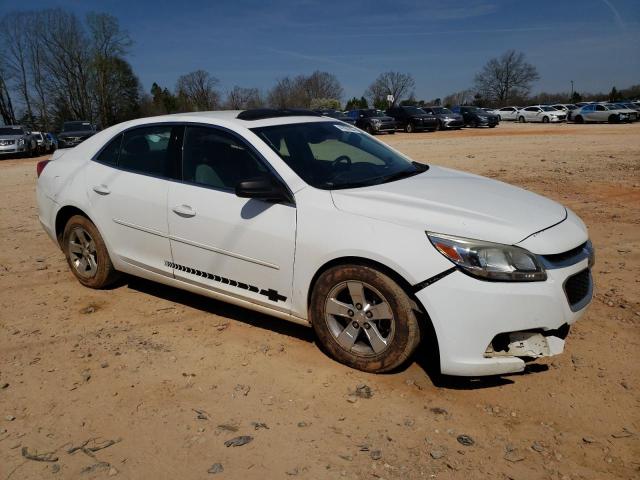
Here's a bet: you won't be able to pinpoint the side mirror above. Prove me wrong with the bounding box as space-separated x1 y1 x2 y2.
235 177 291 203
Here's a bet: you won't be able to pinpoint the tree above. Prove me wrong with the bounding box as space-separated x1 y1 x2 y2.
609 86 619 102
473 50 539 106
176 70 220 111
365 71 415 107
87 12 133 128
442 89 475 108
225 86 263 109
309 98 341 110
267 71 343 109
0 57 16 125
344 96 368 110
570 91 582 103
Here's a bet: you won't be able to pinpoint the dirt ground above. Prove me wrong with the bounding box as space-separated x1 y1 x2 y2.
1 122 639 479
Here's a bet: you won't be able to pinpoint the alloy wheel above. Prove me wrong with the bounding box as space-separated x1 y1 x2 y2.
67 226 98 278
324 280 395 357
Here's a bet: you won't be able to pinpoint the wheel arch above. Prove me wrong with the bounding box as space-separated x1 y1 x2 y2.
55 205 95 246
306 255 441 371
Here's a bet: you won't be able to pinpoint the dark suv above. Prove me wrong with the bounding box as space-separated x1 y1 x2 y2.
386 106 438 133
57 121 99 148
451 106 499 128
420 106 464 130
346 109 397 134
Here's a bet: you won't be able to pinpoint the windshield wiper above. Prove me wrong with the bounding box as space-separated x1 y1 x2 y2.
375 162 429 185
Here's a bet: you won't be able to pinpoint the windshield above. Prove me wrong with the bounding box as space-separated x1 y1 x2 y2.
362 109 386 118
63 121 92 132
430 107 452 114
541 106 557 111
0 127 24 135
252 121 427 190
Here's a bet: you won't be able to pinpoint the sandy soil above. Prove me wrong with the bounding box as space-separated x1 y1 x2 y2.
1 122 639 479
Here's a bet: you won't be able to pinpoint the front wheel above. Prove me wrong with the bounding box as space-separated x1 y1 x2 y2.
608 114 619 124
310 265 421 373
518 116 526 123
542 116 549 123
62 215 119 288
575 115 584 124
405 123 414 133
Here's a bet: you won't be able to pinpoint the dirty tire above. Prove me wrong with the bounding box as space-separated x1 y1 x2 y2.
62 215 119 288
310 265 421 373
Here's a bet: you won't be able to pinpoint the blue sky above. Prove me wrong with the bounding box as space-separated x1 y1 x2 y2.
2 0 639 100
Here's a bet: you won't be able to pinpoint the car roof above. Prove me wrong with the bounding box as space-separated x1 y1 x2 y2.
110 110 336 131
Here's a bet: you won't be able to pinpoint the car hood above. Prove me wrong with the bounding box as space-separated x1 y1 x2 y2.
330 165 567 246
59 130 93 137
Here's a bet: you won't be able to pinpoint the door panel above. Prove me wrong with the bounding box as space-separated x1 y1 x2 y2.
85 161 172 274
167 183 296 311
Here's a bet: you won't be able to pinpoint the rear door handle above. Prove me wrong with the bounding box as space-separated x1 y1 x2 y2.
172 204 196 218
92 184 111 195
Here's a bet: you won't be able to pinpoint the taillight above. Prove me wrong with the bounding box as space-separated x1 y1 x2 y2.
36 160 50 178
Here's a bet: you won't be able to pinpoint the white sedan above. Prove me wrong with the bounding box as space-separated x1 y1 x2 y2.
490 106 520 121
572 104 632 123
517 105 567 123
36 110 594 376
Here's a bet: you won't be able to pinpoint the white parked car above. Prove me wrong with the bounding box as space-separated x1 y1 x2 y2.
36 110 594 376
517 105 567 123
490 106 521 121
572 104 631 123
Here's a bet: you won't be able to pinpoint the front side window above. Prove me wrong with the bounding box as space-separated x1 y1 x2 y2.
119 125 180 178
253 121 427 190
182 126 269 190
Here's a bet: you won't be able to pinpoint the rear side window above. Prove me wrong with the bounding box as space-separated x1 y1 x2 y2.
181 126 268 191
119 125 181 178
95 134 122 166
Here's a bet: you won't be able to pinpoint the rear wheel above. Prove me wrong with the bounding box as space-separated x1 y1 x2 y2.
575 115 584 124
62 215 119 288
542 116 549 123
518 116 526 123
405 123 414 133
310 265 421 373
608 114 619 124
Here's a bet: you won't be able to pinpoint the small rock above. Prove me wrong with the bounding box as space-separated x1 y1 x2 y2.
370 450 382 460
5 415 16 421
80 305 96 314
531 441 545 452
456 434 474 446
250 422 269 430
224 435 253 447
81 370 91 382
354 384 372 399
430 449 445 459
297 421 309 428
108 467 118 476
403 418 415 427
504 448 525 462
611 428 633 438
52 464 60 474
338 454 352 461
36 264 47 271
582 436 596 444
430 407 448 415
207 463 224 474
1 383 8 389
100 362 109 369
285 467 299 476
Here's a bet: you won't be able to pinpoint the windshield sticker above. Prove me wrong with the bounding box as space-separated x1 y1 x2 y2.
334 124 361 133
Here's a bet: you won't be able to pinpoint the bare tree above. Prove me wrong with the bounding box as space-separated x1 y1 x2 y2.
0 58 16 124
302 71 343 103
0 12 34 124
473 50 539 105
225 86 263 109
442 89 475 108
365 71 415 107
176 70 220 111
87 12 133 127
267 76 306 108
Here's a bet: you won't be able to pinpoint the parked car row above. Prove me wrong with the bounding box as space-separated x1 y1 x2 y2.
489 101 640 124
0 125 58 157
319 105 491 135
0 119 100 159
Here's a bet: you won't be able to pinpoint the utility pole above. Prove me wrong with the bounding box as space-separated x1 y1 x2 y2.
570 80 574 100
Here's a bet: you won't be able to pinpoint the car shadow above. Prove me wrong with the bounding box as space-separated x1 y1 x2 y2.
122 274 314 343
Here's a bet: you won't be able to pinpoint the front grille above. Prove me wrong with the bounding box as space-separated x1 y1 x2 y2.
543 242 587 264
0 140 15 146
564 269 591 309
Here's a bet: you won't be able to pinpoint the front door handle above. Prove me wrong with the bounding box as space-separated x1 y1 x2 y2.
92 184 111 195
172 204 196 218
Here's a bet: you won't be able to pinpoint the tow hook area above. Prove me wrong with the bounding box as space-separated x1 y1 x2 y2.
485 325 570 359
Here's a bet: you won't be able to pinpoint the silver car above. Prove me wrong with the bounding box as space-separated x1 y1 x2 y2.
572 104 631 124
32 131 54 154
0 125 37 157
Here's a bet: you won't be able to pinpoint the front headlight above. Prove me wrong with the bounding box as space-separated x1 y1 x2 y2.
371 119 381 124
427 232 547 281
18 138 25 146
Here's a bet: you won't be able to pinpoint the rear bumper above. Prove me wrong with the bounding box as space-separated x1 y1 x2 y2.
415 256 592 376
